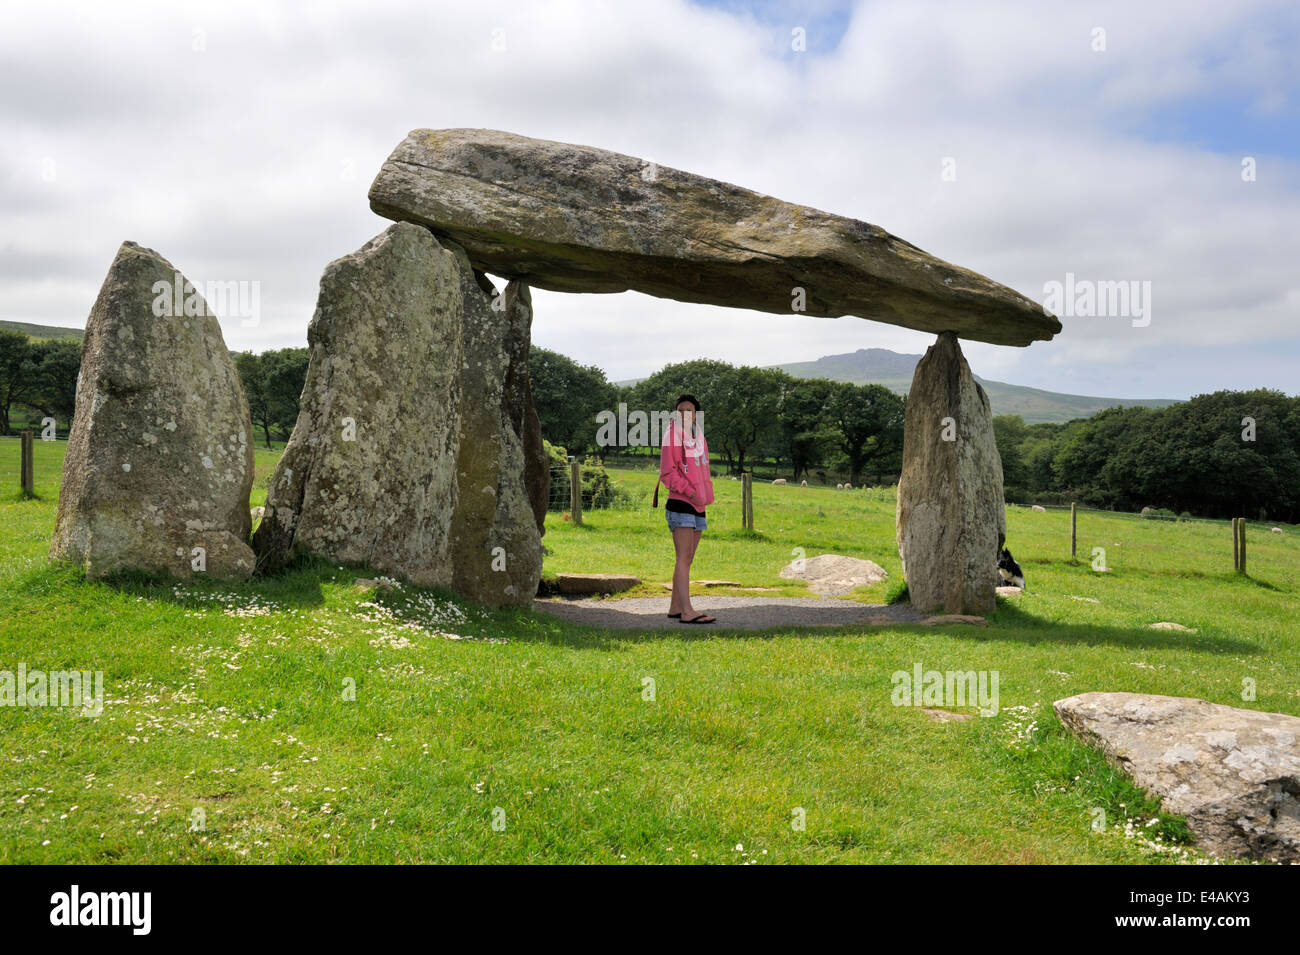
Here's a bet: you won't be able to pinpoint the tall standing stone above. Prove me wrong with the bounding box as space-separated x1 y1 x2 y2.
50 241 255 579
896 332 1006 613
445 246 543 607
503 280 549 539
252 223 464 585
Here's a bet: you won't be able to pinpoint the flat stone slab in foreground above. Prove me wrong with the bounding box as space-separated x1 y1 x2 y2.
1055 692 1300 863
369 128 1061 347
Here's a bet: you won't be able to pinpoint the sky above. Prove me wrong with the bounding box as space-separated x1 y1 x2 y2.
2 0 1297 400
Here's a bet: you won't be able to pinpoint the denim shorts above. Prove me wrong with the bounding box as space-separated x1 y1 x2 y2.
666 508 707 531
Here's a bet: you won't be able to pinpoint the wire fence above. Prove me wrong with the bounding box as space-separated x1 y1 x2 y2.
1015 501 1288 530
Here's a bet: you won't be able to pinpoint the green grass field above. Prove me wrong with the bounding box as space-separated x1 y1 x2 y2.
1 436 1296 863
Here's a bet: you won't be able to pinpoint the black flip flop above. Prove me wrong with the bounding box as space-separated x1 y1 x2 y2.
681 614 716 624
667 612 681 619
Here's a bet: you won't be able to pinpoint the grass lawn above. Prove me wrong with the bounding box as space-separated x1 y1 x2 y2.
1 436 1296 863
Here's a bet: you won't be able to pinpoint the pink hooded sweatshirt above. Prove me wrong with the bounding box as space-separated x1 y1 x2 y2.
659 416 715 510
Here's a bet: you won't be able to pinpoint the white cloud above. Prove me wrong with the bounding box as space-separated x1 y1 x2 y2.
0 0 1296 398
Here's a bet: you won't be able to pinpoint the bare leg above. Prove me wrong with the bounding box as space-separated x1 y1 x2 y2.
669 526 696 617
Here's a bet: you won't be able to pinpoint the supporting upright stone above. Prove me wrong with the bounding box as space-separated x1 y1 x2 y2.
502 280 549 539
252 223 464 585
896 332 1006 614
50 241 255 579
445 245 543 607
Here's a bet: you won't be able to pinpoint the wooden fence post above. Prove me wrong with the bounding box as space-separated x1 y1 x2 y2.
1232 517 1240 572
741 472 753 530
569 457 582 525
20 430 35 497
1070 502 1077 560
1232 514 1242 574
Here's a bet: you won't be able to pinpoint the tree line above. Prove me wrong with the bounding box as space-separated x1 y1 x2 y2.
0 329 310 449
530 348 905 485
994 389 1300 522
8 328 1295 521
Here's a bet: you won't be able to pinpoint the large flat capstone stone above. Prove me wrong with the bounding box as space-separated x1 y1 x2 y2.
1055 692 1300 863
369 129 1060 347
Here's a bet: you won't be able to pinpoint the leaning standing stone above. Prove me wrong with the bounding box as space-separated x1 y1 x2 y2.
445 244 543 607
896 332 1006 613
50 241 255 579
502 280 549 539
252 223 464 585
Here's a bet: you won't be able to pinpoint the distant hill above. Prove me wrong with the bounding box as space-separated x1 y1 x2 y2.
0 321 253 363
772 348 1178 423
0 320 84 343
615 347 1179 424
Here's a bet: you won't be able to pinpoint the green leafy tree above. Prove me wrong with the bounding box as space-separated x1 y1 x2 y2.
263 348 310 441
234 351 274 447
27 340 81 433
992 414 1029 489
0 330 37 436
776 377 838 481
531 347 618 458
830 382 904 485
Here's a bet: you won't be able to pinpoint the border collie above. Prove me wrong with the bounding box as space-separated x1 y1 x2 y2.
997 548 1025 589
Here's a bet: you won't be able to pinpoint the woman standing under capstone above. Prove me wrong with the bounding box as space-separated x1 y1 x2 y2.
656 394 716 624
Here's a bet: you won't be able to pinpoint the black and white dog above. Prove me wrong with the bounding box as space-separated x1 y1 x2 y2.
997 547 1026 589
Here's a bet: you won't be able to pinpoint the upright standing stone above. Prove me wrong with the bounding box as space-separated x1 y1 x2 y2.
50 241 255 579
252 223 464 585
896 332 1006 613
503 280 549 538
445 245 543 607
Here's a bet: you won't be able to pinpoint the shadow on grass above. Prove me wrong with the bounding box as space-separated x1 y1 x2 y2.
495 592 1260 655
24 552 1263 659
91 555 336 610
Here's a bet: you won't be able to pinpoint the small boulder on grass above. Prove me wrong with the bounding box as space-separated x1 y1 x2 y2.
921 614 987 626
354 576 398 595
1149 621 1197 633
779 554 887 596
